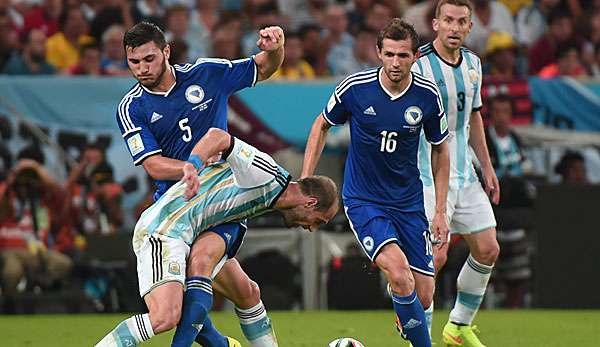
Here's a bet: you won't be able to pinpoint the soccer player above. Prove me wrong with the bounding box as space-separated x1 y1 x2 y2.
96 128 339 347
411 1 501 346
115 22 285 347
302 19 450 347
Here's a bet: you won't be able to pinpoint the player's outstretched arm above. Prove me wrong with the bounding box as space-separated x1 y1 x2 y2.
469 110 500 204
253 26 285 81
430 140 450 246
301 114 332 178
182 128 232 199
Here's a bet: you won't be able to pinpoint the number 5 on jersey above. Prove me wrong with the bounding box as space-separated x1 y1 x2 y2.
179 117 193 142
380 130 397 153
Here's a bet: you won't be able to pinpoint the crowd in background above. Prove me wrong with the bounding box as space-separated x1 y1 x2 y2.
1 0 598 314
1 0 600 79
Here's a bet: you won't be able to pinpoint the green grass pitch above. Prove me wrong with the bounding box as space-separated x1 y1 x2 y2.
1 310 598 346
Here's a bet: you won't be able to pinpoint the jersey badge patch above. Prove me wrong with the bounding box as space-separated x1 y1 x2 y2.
168 262 181 275
185 85 205 104
127 133 145 156
404 106 423 125
440 115 448 133
468 69 478 83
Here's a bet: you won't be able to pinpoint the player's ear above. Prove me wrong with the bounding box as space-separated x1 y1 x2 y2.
163 43 171 61
432 18 439 32
304 196 318 209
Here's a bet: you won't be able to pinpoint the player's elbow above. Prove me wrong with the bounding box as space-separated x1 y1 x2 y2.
206 128 230 148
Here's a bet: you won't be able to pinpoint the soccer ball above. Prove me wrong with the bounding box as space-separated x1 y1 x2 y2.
328 337 365 347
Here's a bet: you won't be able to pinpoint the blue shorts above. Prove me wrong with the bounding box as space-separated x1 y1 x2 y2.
344 203 434 276
206 220 247 259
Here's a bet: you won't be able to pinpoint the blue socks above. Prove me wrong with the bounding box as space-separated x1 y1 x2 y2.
172 276 216 347
194 316 228 346
392 290 431 347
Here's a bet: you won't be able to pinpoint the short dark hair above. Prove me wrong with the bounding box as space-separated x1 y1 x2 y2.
123 22 167 50
435 0 474 18
376 18 419 54
297 175 339 212
489 93 514 113
555 151 585 175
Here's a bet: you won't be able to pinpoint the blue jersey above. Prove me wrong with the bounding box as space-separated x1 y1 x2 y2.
323 68 448 211
116 57 257 200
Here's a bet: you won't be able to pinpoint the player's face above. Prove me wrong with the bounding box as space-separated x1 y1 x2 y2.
126 41 170 88
377 38 416 84
433 4 472 50
282 202 339 232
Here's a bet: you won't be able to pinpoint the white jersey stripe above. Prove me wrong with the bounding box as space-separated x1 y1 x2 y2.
118 85 142 132
337 76 378 97
335 69 378 93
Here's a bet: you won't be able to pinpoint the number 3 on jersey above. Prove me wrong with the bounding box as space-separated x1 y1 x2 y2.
380 130 397 153
179 118 193 142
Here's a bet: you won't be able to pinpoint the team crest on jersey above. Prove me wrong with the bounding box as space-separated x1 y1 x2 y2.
404 106 423 125
362 236 374 252
185 85 204 104
468 69 478 83
168 262 181 275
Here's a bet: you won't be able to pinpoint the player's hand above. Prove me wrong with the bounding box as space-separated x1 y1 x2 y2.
431 211 449 249
482 165 500 205
182 163 199 200
256 26 284 52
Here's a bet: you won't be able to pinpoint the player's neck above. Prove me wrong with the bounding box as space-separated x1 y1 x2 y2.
433 38 461 64
149 64 176 93
379 68 412 96
273 183 303 209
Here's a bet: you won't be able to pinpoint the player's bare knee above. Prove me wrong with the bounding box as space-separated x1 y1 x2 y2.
235 279 260 308
188 252 219 277
417 289 433 309
150 305 181 333
474 241 500 265
387 267 414 296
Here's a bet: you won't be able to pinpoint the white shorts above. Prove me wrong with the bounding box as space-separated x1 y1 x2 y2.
135 234 228 297
423 182 496 235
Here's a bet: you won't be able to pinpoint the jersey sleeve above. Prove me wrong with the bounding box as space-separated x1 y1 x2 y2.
225 137 288 188
411 60 422 74
322 88 350 126
222 57 258 95
423 90 449 145
472 57 483 111
116 93 162 165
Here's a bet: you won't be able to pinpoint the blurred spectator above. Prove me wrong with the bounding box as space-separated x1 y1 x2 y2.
212 15 242 60
298 23 328 76
0 10 21 71
591 43 600 77
347 0 374 34
169 38 189 65
46 6 93 70
272 32 315 80
131 0 165 27
538 42 587 79
162 0 195 9
89 0 133 44
465 0 515 55
188 0 220 57
21 0 61 38
66 42 106 75
528 10 581 74
347 24 379 72
582 9 600 69
485 94 529 179
0 0 22 31
402 0 436 44
555 151 589 184
100 24 127 76
2 28 55 75
497 0 531 15
165 4 205 61
483 31 523 79
277 0 328 30
323 3 355 77
363 1 393 32
66 143 123 235
515 0 560 47
0 159 73 314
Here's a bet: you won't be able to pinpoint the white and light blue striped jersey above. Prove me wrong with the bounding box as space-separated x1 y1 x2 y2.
116 57 258 200
132 137 290 250
324 67 448 211
412 42 483 189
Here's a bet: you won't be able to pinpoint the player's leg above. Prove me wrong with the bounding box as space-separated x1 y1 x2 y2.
96 233 189 346
213 258 278 347
377 243 431 347
413 271 434 335
443 184 498 347
172 231 227 347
